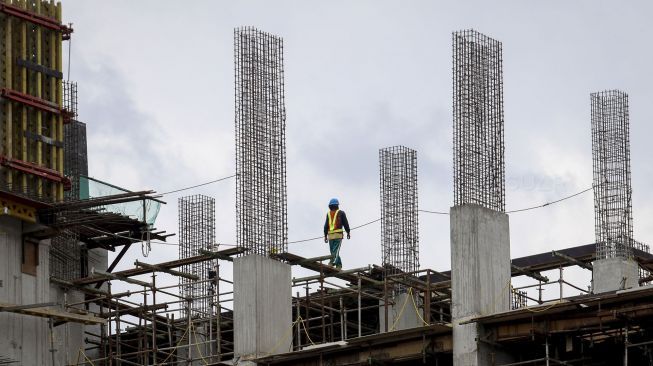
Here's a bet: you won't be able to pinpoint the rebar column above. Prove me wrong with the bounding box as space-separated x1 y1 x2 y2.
452 29 505 212
379 146 419 279
63 81 87 201
450 30 512 366
234 26 288 256
591 90 633 260
179 194 216 319
50 81 84 280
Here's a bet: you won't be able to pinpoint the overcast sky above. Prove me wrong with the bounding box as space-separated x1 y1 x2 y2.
62 0 653 304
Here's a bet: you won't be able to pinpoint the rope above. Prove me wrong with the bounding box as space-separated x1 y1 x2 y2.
299 316 316 346
156 324 190 365
159 174 236 195
75 348 96 366
265 315 302 355
388 290 411 332
191 324 210 365
408 288 429 326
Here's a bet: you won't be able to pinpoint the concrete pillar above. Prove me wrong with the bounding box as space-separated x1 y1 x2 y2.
379 291 423 332
593 257 639 294
233 254 292 360
450 204 512 366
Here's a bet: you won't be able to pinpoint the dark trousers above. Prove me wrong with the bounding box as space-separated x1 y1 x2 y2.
328 239 342 267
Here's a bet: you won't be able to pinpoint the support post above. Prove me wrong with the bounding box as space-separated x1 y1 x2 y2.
451 204 511 365
234 254 292 359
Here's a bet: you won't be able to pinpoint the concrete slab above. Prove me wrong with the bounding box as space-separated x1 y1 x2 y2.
593 257 639 294
450 204 511 366
233 254 292 359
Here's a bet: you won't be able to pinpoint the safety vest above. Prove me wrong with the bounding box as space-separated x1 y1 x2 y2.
327 209 344 239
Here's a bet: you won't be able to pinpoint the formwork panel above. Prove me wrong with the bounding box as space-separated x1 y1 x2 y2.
0 0 67 203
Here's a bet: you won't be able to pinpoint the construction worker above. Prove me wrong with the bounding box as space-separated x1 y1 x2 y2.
324 198 351 269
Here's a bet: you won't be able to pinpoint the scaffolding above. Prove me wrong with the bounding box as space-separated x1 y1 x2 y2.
452 29 505 212
179 194 216 319
591 90 633 259
234 26 288 256
379 146 419 283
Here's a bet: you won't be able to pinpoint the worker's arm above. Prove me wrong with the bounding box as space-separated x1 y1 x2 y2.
340 211 351 239
324 214 329 242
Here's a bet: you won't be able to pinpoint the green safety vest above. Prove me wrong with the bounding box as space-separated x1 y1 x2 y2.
327 209 344 239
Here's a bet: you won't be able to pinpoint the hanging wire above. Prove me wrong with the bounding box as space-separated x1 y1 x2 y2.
159 174 236 195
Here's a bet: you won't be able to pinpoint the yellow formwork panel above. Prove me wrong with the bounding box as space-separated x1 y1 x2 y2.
0 196 37 222
0 0 66 206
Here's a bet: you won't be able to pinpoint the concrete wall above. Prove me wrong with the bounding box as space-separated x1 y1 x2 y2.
0 216 93 365
0 217 51 365
233 254 292 360
593 257 640 294
379 291 423 332
450 204 512 366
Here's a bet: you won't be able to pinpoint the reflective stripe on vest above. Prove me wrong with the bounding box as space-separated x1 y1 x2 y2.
328 209 344 234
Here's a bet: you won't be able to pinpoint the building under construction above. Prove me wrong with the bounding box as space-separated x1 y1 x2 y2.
2 2 653 366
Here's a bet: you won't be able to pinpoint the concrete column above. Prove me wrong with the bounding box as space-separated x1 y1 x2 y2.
234 254 292 360
593 257 639 294
379 291 423 332
450 204 511 366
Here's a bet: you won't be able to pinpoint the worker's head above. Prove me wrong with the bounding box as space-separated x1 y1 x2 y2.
328 198 339 210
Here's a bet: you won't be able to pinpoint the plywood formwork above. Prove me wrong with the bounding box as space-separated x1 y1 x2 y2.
0 0 71 207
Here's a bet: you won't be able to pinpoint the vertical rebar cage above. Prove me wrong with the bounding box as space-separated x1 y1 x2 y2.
591 90 633 260
50 81 85 280
234 26 288 256
379 146 419 280
452 30 505 212
179 194 216 319
62 81 86 201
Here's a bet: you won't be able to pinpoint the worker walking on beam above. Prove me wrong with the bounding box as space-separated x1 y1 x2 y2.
324 198 351 269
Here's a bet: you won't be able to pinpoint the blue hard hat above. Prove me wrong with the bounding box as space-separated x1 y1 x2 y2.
329 198 339 206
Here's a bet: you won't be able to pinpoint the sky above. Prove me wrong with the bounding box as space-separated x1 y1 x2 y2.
61 0 653 307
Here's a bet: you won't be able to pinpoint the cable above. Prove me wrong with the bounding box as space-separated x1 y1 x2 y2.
419 185 593 216
67 32 72 81
418 209 448 215
105 186 592 251
159 174 236 196
505 186 593 214
287 218 382 245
